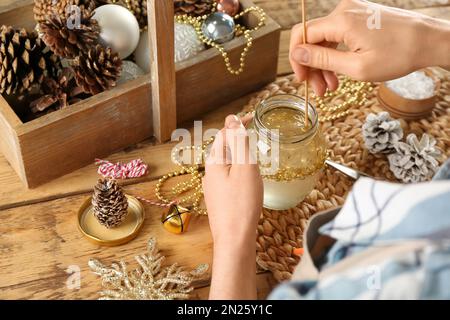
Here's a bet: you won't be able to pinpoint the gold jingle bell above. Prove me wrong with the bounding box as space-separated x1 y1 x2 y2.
161 205 192 234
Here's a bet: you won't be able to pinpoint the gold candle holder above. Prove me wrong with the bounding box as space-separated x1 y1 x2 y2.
77 195 145 246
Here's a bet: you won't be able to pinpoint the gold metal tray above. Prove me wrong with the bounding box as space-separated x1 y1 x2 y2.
77 195 145 246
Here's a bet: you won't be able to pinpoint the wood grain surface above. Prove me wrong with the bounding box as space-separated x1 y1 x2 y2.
0 1 449 300
148 0 177 142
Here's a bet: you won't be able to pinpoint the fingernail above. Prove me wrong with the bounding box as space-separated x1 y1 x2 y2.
226 115 242 128
293 47 310 64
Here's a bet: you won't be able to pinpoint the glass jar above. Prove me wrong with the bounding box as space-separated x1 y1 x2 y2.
250 94 327 210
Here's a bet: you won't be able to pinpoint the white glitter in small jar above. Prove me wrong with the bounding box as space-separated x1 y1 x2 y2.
386 71 435 100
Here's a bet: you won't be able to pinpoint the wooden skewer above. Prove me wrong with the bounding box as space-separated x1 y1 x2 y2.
301 0 309 127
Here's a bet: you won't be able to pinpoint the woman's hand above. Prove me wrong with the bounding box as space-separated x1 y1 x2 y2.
203 115 263 300
290 0 450 96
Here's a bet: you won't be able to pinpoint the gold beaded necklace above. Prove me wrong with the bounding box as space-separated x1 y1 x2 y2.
155 137 215 216
314 78 373 122
175 6 266 75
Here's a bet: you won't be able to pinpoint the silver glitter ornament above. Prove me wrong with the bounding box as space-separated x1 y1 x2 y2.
202 12 235 44
175 23 205 63
118 61 145 85
134 23 205 73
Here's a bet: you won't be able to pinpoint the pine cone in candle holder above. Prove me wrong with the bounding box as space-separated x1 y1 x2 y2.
174 0 214 16
30 68 85 115
388 133 441 183
39 10 100 59
72 44 122 95
362 112 403 154
34 0 96 24
127 0 148 29
0 26 61 95
92 178 129 228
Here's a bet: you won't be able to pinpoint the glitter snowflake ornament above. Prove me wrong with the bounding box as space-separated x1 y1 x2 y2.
88 237 208 300
362 112 403 154
388 133 441 183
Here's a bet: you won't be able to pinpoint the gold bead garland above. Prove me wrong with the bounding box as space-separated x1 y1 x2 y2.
313 77 373 122
155 137 215 216
175 6 266 75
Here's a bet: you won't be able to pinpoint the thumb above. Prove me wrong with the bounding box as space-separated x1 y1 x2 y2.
292 44 363 78
224 115 251 165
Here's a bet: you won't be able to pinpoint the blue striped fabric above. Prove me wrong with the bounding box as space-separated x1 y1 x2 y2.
270 159 450 300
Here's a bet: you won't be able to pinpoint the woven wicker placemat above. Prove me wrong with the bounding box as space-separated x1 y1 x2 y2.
241 69 450 282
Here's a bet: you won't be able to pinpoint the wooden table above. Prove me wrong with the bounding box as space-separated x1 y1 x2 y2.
0 1 449 299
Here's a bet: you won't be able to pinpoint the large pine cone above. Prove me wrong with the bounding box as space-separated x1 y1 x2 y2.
174 0 214 16
388 133 441 183
362 112 403 154
39 10 100 59
127 0 148 30
95 0 122 4
34 0 96 24
0 26 60 95
92 179 129 228
30 68 85 115
72 44 122 95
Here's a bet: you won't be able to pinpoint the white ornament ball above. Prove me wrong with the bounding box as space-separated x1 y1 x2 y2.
174 23 205 63
134 23 205 73
118 61 145 85
93 4 140 59
134 29 151 73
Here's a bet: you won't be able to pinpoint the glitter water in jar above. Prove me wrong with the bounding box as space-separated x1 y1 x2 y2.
250 95 327 210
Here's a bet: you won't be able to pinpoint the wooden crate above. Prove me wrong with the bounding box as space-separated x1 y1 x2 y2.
0 0 281 188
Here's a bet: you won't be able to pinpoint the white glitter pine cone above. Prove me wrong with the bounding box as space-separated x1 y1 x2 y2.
388 133 441 183
362 112 403 154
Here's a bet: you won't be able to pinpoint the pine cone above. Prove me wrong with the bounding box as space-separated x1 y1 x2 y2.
127 0 148 29
174 0 214 16
95 0 122 4
39 10 100 59
72 44 122 95
388 133 441 183
0 26 61 95
30 68 85 115
34 0 96 24
92 179 129 228
362 112 403 154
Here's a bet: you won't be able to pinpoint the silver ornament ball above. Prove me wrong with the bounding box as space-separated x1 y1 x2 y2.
202 12 235 44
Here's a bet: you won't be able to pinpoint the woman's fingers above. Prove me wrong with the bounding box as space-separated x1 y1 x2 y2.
308 69 328 96
289 16 342 83
206 128 230 176
291 43 363 77
322 70 339 91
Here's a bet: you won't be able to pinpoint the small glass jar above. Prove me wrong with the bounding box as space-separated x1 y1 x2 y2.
250 94 327 210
